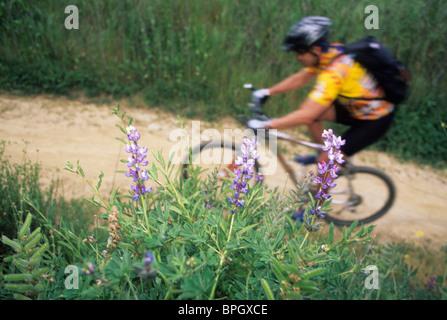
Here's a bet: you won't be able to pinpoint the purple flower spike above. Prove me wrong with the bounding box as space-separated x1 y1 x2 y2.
124 125 152 201
127 125 141 142
308 129 345 219
144 252 154 266
227 138 260 214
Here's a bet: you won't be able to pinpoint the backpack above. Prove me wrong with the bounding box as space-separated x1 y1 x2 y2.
334 36 411 105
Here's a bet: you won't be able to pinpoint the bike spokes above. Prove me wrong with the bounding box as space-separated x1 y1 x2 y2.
324 166 395 225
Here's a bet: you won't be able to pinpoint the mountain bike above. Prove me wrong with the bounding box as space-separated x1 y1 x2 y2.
182 84 396 226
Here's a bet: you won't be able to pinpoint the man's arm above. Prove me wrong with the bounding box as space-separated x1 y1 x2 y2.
271 97 333 129
268 69 316 95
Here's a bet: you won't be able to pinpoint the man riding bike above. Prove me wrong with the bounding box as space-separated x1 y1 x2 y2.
247 16 395 166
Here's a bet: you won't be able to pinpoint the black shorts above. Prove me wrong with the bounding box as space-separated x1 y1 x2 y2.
334 103 395 157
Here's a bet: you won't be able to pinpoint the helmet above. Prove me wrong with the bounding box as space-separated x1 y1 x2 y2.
282 16 332 52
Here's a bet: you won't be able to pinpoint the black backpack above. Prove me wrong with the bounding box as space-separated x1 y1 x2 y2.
334 36 410 105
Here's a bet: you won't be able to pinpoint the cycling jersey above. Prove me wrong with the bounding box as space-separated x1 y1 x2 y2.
305 44 394 120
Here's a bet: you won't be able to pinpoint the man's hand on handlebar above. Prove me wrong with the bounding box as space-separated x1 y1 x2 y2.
252 88 270 105
247 119 272 130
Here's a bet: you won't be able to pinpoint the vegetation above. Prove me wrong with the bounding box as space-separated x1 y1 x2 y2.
1 0 446 302
1 108 446 301
0 0 446 166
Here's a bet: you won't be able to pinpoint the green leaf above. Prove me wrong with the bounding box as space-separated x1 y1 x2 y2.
237 224 257 237
82 196 102 207
346 220 359 237
115 124 126 134
169 205 183 216
118 242 135 250
96 171 104 190
115 137 127 145
77 160 85 178
111 186 119 200
326 222 334 244
65 161 74 171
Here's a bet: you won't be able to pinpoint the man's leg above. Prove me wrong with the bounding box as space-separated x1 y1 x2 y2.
309 105 347 164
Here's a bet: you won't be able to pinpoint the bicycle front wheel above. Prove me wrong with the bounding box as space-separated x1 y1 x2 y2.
324 166 396 226
182 140 262 185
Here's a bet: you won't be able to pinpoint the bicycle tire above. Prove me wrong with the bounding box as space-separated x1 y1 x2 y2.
182 140 262 183
323 165 396 226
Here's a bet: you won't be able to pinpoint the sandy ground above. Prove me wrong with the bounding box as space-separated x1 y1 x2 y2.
1 93 446 246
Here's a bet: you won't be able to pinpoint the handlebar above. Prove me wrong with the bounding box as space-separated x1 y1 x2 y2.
242 83 271 122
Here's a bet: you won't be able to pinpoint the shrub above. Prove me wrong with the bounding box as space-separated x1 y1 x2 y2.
1 106 445 301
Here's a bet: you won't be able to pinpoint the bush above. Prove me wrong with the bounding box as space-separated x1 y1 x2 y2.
1 107 445 301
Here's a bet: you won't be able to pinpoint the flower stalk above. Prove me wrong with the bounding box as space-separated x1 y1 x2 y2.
303 129 346 232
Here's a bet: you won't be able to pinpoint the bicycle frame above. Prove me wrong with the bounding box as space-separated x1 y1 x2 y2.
242 84 377 214
183 84 396 225
250 129 323 187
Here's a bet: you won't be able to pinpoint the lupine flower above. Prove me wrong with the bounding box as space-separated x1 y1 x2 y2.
144 252 154 266
126 125 141 141
309 129 346 218
124 125 152 201
201 187 214 209
227 138 262 214
425 276 438 294
82 262 95 275
133 251 157 280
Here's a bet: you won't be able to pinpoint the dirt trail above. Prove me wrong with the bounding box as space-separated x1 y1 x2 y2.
1 93 446 245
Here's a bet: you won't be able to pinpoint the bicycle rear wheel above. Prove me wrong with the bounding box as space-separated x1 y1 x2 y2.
182 140 262 185
324 166 396 226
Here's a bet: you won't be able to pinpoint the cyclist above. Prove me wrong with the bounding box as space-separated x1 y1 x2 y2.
247 16 395 166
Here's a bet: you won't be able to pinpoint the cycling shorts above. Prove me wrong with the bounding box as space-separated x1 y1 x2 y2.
334 102 394 156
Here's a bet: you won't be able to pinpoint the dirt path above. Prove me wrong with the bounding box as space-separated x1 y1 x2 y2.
1 93 446 245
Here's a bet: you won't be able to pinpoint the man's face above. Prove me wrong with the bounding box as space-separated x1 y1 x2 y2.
294 46 322 67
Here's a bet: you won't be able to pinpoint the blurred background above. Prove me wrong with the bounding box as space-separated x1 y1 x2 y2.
0 0 446 167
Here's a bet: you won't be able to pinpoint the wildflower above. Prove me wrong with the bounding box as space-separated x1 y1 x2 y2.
201 186 214 209
227 138 261 213
126 125 140 142
133 251 157 280
416 230 424 237
124 125 152 201
187 257 197 267
83 262 95 275
425 276 438 294
306 129 345 224
144 252 154 266
312 130 345 206
106 206 121 253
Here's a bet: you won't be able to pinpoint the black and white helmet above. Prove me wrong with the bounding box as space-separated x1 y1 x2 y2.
282 16 332 52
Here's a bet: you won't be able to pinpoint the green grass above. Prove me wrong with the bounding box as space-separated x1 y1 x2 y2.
0 141 99 257
1 0 446 167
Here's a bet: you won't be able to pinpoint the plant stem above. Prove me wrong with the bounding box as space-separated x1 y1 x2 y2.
209 213 235 300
